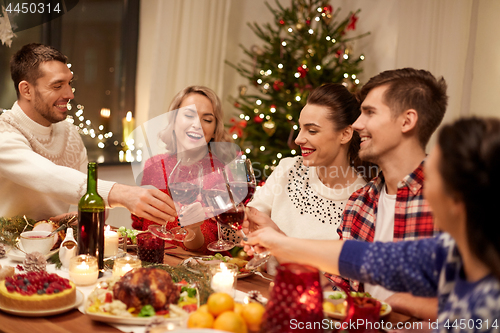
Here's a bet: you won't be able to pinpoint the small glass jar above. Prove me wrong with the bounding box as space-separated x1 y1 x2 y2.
112 256 142 277
210 263 238 297
69 255 99 286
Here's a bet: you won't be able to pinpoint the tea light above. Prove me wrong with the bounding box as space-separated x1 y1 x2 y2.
210 263 237 297
104 226 119 257
113 256 142 277
69 255 99 286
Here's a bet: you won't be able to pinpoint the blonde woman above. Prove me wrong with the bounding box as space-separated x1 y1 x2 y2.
131 86 237 254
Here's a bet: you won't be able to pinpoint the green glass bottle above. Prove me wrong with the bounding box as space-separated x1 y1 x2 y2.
77 162 105 271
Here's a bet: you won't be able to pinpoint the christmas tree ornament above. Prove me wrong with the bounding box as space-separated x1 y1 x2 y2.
23 252 47 272
254 115 264 124
279 19 285 25
286 114 293 121
263 119 276 136
234 101 241 108
238 85 248 96
296 22 303 30
347 13 359 31
229 118 248 137
273 80 284 91
297 66 308 78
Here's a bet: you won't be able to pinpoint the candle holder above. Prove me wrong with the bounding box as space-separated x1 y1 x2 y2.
112 256 142 278
69 255 99 286
262 263 323 333
137 232 165 264
210 263 238 297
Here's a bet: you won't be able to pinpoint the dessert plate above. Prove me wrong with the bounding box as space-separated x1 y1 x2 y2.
0 290 83 317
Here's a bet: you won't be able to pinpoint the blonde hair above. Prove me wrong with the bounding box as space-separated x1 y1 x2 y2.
159 86 232 153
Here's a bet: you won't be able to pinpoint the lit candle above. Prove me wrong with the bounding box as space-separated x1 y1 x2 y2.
69 255 99 286
122 111 135 148
112 256 142 277
210 263 237 297
100 108 111 131
104 226 119 258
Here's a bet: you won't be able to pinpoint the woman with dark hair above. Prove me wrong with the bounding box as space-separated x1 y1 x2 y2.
247 83 373 273
245 117 500 330
131 86 238 254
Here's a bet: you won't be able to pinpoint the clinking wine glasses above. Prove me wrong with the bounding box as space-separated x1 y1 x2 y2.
149 159 203 242
208 156 270 269
204 178 236 252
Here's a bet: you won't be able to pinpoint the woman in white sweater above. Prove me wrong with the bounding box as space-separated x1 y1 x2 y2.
247 84 374 272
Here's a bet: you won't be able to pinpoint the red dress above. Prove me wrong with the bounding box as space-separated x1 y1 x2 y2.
131 152 227 254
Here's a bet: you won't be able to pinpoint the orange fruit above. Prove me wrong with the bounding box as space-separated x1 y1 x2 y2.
213 311 248 333
207 292 234 317
198 304 210 313
233 303 244 317
187 310 214 328
241 302 266 331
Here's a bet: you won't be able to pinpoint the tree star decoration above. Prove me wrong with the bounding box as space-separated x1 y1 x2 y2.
0 6 16 47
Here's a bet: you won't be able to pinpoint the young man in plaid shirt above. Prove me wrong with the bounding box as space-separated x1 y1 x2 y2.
328 68 448 320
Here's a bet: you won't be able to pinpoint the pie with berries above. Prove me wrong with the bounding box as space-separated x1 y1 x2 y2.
0 271 76 311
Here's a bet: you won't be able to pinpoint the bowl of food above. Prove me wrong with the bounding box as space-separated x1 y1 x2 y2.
85 267 198 325
20 230 54 255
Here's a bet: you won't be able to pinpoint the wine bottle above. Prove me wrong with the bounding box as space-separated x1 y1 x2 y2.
77 162 105 272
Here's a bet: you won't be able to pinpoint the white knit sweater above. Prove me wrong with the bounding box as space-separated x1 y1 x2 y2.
249 156 366 240
0 102 115 220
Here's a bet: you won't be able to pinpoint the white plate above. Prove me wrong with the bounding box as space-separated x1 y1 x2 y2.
0 289 83 317
323 291 392 320
84 279 196 325
85 311 186 326
6 245 59 262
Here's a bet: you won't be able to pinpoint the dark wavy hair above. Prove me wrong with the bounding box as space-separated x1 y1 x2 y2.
438 117 500 280
307 83 377 181
10 43 68 98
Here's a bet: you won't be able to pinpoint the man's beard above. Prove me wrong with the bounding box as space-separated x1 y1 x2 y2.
34 91 67 124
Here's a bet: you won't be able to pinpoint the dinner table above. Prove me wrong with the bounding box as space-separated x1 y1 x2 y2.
0 245 416 333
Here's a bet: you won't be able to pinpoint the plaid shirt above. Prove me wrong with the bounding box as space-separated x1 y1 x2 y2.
328 160 438 290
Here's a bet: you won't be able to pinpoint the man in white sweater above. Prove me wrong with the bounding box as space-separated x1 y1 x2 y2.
0 43 176 223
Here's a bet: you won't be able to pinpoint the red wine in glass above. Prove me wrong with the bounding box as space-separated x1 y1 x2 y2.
169 182 200 205
203 188 236 252
230 182 256 205
217 209 245 230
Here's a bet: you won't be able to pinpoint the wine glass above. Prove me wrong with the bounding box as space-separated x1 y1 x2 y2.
211 198 270 270
149 161 202 242
147 189 175 241
226 156 270 269
205 181 236 252
229 157 256 206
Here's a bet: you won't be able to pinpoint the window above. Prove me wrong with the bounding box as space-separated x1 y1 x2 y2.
0 0 139 164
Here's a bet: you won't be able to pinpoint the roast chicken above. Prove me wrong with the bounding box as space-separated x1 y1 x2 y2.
113 267 179 311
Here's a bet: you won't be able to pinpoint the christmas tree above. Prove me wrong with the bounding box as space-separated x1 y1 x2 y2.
227 0 369 181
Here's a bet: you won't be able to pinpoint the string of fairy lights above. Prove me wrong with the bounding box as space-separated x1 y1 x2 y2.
64 63 141 163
